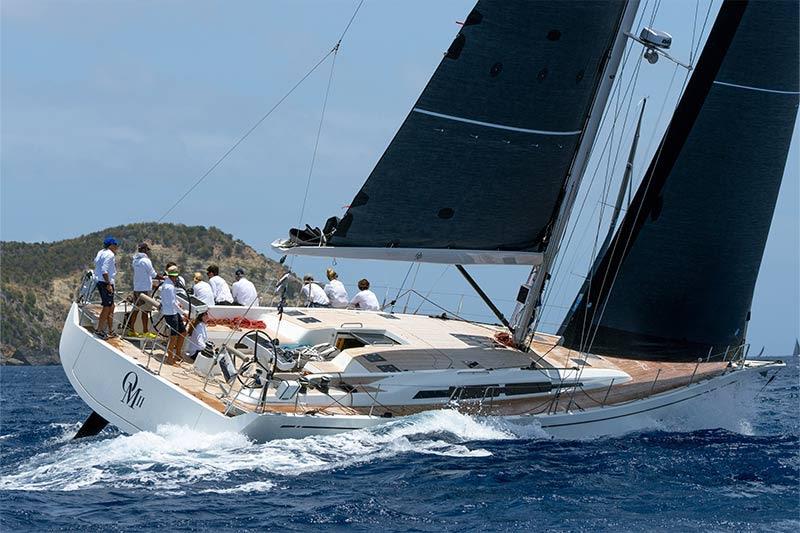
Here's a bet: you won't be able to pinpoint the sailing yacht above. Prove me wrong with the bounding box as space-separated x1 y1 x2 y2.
60 0 797 442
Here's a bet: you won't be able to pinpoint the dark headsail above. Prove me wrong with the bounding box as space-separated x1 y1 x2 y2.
326 0 628 252
559 0 799 361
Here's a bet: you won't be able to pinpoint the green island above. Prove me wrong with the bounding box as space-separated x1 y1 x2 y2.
1 222 300 365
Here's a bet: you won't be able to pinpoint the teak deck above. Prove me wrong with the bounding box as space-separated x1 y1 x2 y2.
83 304 729 419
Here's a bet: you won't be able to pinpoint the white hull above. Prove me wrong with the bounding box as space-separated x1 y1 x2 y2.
59 304 782 442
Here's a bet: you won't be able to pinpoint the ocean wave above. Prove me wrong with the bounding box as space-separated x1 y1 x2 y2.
0 410 523 493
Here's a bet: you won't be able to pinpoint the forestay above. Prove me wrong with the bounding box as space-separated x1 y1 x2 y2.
560 0 800 361
283 0 628 258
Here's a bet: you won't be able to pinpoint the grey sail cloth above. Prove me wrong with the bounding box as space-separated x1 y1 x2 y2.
327 0 627 252
559 0 799 361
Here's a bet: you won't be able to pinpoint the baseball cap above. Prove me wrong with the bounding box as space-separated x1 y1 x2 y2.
103 236 118 247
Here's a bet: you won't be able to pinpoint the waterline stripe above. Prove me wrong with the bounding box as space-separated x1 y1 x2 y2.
412 108 582 136
713 80 800 95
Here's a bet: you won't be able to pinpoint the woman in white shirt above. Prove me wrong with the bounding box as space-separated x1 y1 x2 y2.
185 311 210 360
324 268 349 308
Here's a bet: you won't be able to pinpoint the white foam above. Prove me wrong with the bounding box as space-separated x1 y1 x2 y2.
0 410 525 493
200 481 274 494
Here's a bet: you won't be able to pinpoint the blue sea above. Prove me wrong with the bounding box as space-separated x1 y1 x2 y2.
1 361 798 532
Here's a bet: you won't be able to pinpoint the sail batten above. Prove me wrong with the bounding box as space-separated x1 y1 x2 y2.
411 108 584 136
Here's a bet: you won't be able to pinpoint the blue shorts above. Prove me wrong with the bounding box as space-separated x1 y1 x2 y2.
96 281 114 307
163 313 186 336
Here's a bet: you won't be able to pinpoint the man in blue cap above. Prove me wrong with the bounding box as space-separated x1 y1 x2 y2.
94 236 119 338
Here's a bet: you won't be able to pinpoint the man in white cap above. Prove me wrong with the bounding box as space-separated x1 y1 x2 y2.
94 236 119 338
301 274 330 307
232 268 259 307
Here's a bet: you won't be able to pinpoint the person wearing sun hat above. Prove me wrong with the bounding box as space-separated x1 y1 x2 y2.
93 236 119 338
161 264 187 365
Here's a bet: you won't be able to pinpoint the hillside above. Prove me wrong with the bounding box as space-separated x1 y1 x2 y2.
0 223 301 365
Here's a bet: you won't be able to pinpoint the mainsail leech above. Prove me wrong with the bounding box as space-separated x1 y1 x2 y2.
560 0 800 361
288 0 632 255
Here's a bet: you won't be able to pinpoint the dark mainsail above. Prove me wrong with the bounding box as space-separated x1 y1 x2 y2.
560 0 799 361
327 0 628 252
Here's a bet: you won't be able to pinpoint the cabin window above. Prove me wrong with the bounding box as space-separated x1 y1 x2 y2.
334 331 399 351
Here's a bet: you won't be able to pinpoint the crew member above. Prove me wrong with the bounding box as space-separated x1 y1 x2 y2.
94 236 118 338
206 264 234 305
161 265 186 364
301 274 330 307
324 268 349 308
128 242 158 337
191 272 215 308
350 278 380 311
231 268 259 307
185 311 210 360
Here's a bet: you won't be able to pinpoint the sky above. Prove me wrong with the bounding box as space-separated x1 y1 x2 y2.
2 0 798 356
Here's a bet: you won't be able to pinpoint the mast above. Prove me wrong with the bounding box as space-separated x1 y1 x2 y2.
602 98 646 259
510 0 641 348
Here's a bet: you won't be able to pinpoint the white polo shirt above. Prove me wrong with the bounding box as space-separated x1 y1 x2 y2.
160 278 182 316
232 277 260 307
350 289 380 311
324 279 349 308
192 280 215 307
301 283 330 306
209 275 234 303
94 248 117 285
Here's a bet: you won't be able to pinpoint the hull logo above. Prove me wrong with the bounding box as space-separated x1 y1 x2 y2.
121 371 146 409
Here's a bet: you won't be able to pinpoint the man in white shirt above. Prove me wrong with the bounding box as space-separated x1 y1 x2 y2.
191 272 215 308
324 268 349 308
301 274 330 307
128 242 158 337
232 268 260 307
350 278 380 311
206 264 234 305
161 265 186 365
93 236 118 338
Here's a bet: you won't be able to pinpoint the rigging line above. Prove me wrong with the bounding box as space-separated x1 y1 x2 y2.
413 265 450 314
541 51 642 322
539 38 638 317
158 1 366 224
296 46 339 230
690 0 700 65
389 261 416 311
577 60 643 358
402 261 422 314
583 69 694 358
338 0 366 45
157 48 336 223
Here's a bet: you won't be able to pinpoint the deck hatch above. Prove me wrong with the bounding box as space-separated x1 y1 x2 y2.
364 353 387 362
376 364 401 373
451 334 496 348
298 317 321 323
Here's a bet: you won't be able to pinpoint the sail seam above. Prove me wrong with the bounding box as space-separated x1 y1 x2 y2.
412 108 582 136
713 80 800 95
